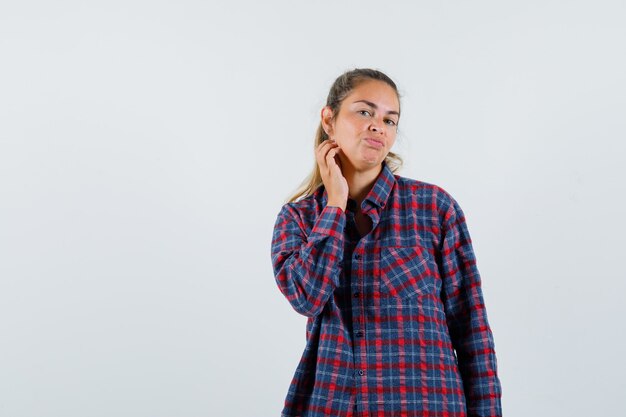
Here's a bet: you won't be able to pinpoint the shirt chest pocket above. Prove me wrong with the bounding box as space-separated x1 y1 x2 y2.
378 246 436 302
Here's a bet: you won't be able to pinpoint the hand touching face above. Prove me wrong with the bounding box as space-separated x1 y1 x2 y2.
315 139 349 210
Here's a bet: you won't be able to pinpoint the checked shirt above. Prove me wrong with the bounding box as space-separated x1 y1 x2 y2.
270 160 502 417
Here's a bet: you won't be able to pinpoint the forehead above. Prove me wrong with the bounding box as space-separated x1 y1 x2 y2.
343 79 399 113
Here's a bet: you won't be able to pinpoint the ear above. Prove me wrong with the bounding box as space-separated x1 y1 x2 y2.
320 106 334 137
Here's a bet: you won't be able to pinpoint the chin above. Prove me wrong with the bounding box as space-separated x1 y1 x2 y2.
343 153 384 170
355 157 382 169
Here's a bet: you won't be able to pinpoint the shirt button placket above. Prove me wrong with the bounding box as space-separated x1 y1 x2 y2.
352 250 366 382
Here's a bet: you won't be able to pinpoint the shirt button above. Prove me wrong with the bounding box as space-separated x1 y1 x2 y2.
354 253 360 259
358 370 364 376
353 292 360 298
356 330 364 338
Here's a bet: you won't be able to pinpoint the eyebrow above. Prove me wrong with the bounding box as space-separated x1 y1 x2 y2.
352 99 400 116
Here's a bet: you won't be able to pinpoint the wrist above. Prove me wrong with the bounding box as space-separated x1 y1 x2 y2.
327 200 346 211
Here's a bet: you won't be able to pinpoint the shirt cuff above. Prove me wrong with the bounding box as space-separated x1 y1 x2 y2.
311 205 346 240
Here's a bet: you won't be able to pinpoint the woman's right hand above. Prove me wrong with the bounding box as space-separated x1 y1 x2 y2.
316 139 349 211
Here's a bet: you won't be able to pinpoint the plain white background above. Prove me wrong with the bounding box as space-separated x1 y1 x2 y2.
1 1 625 416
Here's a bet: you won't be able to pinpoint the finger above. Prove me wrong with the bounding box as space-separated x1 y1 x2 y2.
329 144 342 162
326 148 340 169
316 142 334 161
317 141 338 164
317 140 338 153
317 144 334 172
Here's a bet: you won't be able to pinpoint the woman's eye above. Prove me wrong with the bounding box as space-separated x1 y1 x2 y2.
385 119 397 126
358 110 371 116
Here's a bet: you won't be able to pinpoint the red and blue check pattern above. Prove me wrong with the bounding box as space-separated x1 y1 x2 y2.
270 160 502 417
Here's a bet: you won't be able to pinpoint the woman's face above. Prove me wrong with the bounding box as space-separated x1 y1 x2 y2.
321 79 400 170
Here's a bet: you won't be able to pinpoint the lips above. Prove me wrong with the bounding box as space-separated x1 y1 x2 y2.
364 137 384 149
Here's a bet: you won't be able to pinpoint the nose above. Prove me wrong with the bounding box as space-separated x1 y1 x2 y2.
369 117 385 134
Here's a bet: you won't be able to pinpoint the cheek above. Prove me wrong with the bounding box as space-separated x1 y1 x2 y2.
343 114 367 131
336 126 360 144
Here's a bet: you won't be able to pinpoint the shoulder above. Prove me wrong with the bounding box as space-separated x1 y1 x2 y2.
393 173 460 214
275 190 322 223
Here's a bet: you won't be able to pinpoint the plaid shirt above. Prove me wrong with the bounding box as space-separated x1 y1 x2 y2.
270 160 502 417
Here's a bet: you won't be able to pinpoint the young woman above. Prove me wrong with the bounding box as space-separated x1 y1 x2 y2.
270 68 502 417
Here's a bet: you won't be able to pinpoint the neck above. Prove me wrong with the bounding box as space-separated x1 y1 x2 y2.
341 159 383 209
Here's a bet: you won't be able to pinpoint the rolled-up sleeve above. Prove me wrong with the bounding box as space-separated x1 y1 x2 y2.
439 196 503 417
270 203 346 318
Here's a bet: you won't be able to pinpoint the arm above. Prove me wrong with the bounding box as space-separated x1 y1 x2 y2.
439 195 503 417
270 203 346 318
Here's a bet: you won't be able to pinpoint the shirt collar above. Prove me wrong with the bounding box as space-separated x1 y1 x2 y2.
319 160 396 211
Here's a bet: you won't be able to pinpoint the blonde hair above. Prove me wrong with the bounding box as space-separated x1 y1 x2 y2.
286 68 404 204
